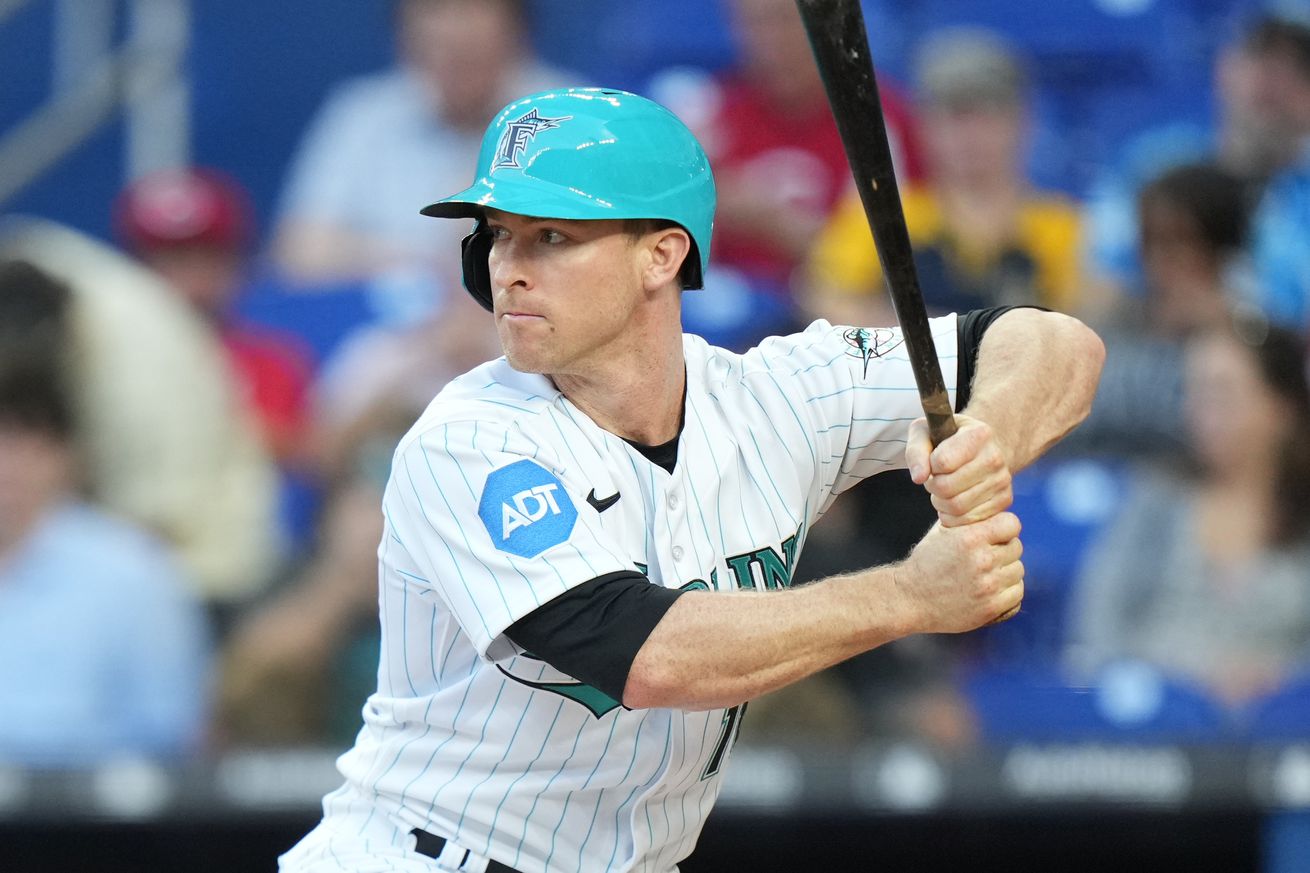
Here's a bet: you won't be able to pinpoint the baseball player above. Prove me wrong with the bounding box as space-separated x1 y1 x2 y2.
280 87 1103 873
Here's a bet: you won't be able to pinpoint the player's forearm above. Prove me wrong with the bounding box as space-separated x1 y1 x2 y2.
623 569 913 711
963 309 1105 471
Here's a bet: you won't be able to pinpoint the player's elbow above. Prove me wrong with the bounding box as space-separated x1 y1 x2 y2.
622 657 682 710
620 652 738 707
1060 314 1106 423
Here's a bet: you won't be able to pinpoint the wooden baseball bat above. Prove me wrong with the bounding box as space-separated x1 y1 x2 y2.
795 0 957 446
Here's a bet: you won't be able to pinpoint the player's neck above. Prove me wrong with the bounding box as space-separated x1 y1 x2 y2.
551 339 686 447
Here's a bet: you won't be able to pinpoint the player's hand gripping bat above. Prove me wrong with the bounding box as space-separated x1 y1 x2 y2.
795 0 957 447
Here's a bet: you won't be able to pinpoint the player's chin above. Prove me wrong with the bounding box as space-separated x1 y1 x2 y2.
501 343 553 375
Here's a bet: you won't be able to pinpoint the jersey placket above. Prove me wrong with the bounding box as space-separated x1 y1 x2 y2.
659 473 691 587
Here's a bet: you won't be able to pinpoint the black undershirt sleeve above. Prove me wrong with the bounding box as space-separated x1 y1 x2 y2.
954 305 1047 412
504 571 685 703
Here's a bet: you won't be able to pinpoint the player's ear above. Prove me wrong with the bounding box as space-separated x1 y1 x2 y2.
641 226 691 294
460 220 495 311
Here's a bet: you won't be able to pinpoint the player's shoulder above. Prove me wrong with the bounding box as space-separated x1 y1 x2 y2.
703 320 867 375
688 316 955 387
681 322 868 402
393 358 563 457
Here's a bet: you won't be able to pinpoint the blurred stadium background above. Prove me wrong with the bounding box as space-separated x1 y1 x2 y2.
3 1 1310 871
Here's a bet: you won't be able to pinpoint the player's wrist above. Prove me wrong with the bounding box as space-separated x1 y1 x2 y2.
955 405 1020 474
880 562 928 641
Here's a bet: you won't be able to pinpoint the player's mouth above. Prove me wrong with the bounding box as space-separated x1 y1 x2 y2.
500 310 546 322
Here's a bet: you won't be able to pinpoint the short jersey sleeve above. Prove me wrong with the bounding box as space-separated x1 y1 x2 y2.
748 316 958 516
382 418 633 660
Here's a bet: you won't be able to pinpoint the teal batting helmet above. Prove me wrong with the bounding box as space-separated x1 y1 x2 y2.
421 87 716 311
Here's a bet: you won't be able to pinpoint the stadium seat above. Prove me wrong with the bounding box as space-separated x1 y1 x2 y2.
681 266 803 352
233 271 376 367
971 457 1126 664
892 0 1235 193
527 0 737 91
1244 673 1310 742
963 661 1229 743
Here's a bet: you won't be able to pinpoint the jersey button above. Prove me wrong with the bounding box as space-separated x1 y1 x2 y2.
671 545 685 562
667 493 679 511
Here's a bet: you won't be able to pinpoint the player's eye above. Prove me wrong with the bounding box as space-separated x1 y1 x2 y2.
539 228 568 245
487 225 510 241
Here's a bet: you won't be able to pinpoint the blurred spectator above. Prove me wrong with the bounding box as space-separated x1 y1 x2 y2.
114 168 315 468
652 0 922 316
270 0 576 292
1132 164 1255 336
1087 11 1310 326
0 262 211 766
309 298 500 479
1217 12 1310 185
1065 321 1310 710
805 27 1081 327
1247 13 1310 329
218 479 382 748
0 220 282 612
1063 163 1255 460
217 359 421 747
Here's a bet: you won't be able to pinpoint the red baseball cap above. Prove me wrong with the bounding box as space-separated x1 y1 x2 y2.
114 167 253 252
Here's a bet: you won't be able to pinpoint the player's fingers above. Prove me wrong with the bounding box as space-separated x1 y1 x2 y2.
930 476 1014 527
928 417 994 476
987 569 1025 625
905 418 933 484
924 436 1008 499
981 511 1022 544
992 536 1023 568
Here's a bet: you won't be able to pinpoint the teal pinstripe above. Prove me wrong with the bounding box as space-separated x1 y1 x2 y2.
485 697 566 857
401 439 496 642
542 711 623 871
607 713 673 871
429 679 511 826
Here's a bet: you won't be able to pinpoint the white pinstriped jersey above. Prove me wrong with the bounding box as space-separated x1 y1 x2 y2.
322 316 958 873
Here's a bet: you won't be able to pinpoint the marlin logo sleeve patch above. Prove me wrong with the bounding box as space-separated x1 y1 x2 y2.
842 326 904 378
479 459 578 558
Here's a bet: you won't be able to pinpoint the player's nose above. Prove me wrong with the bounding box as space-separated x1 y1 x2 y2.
489 239 532 294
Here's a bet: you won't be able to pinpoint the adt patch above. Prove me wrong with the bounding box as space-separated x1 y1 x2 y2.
479 459 577 558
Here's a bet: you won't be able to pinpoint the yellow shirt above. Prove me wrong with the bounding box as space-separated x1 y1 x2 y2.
808 186 1083 313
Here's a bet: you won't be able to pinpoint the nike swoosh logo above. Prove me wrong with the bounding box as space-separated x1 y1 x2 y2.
586 488 620 513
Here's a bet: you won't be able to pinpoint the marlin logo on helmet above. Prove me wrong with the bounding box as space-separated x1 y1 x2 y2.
492 108 572 170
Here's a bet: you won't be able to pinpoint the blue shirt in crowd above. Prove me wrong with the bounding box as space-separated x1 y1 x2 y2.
0 502 211 767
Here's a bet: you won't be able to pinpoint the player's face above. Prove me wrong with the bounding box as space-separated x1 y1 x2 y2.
483 210 650 376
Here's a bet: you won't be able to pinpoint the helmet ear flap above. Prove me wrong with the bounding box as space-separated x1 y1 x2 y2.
460 222 494 312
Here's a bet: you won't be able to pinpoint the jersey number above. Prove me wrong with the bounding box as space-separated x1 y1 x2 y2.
701 702 747 780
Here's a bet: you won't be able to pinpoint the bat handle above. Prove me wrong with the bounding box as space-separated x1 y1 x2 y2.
923 391 957 447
